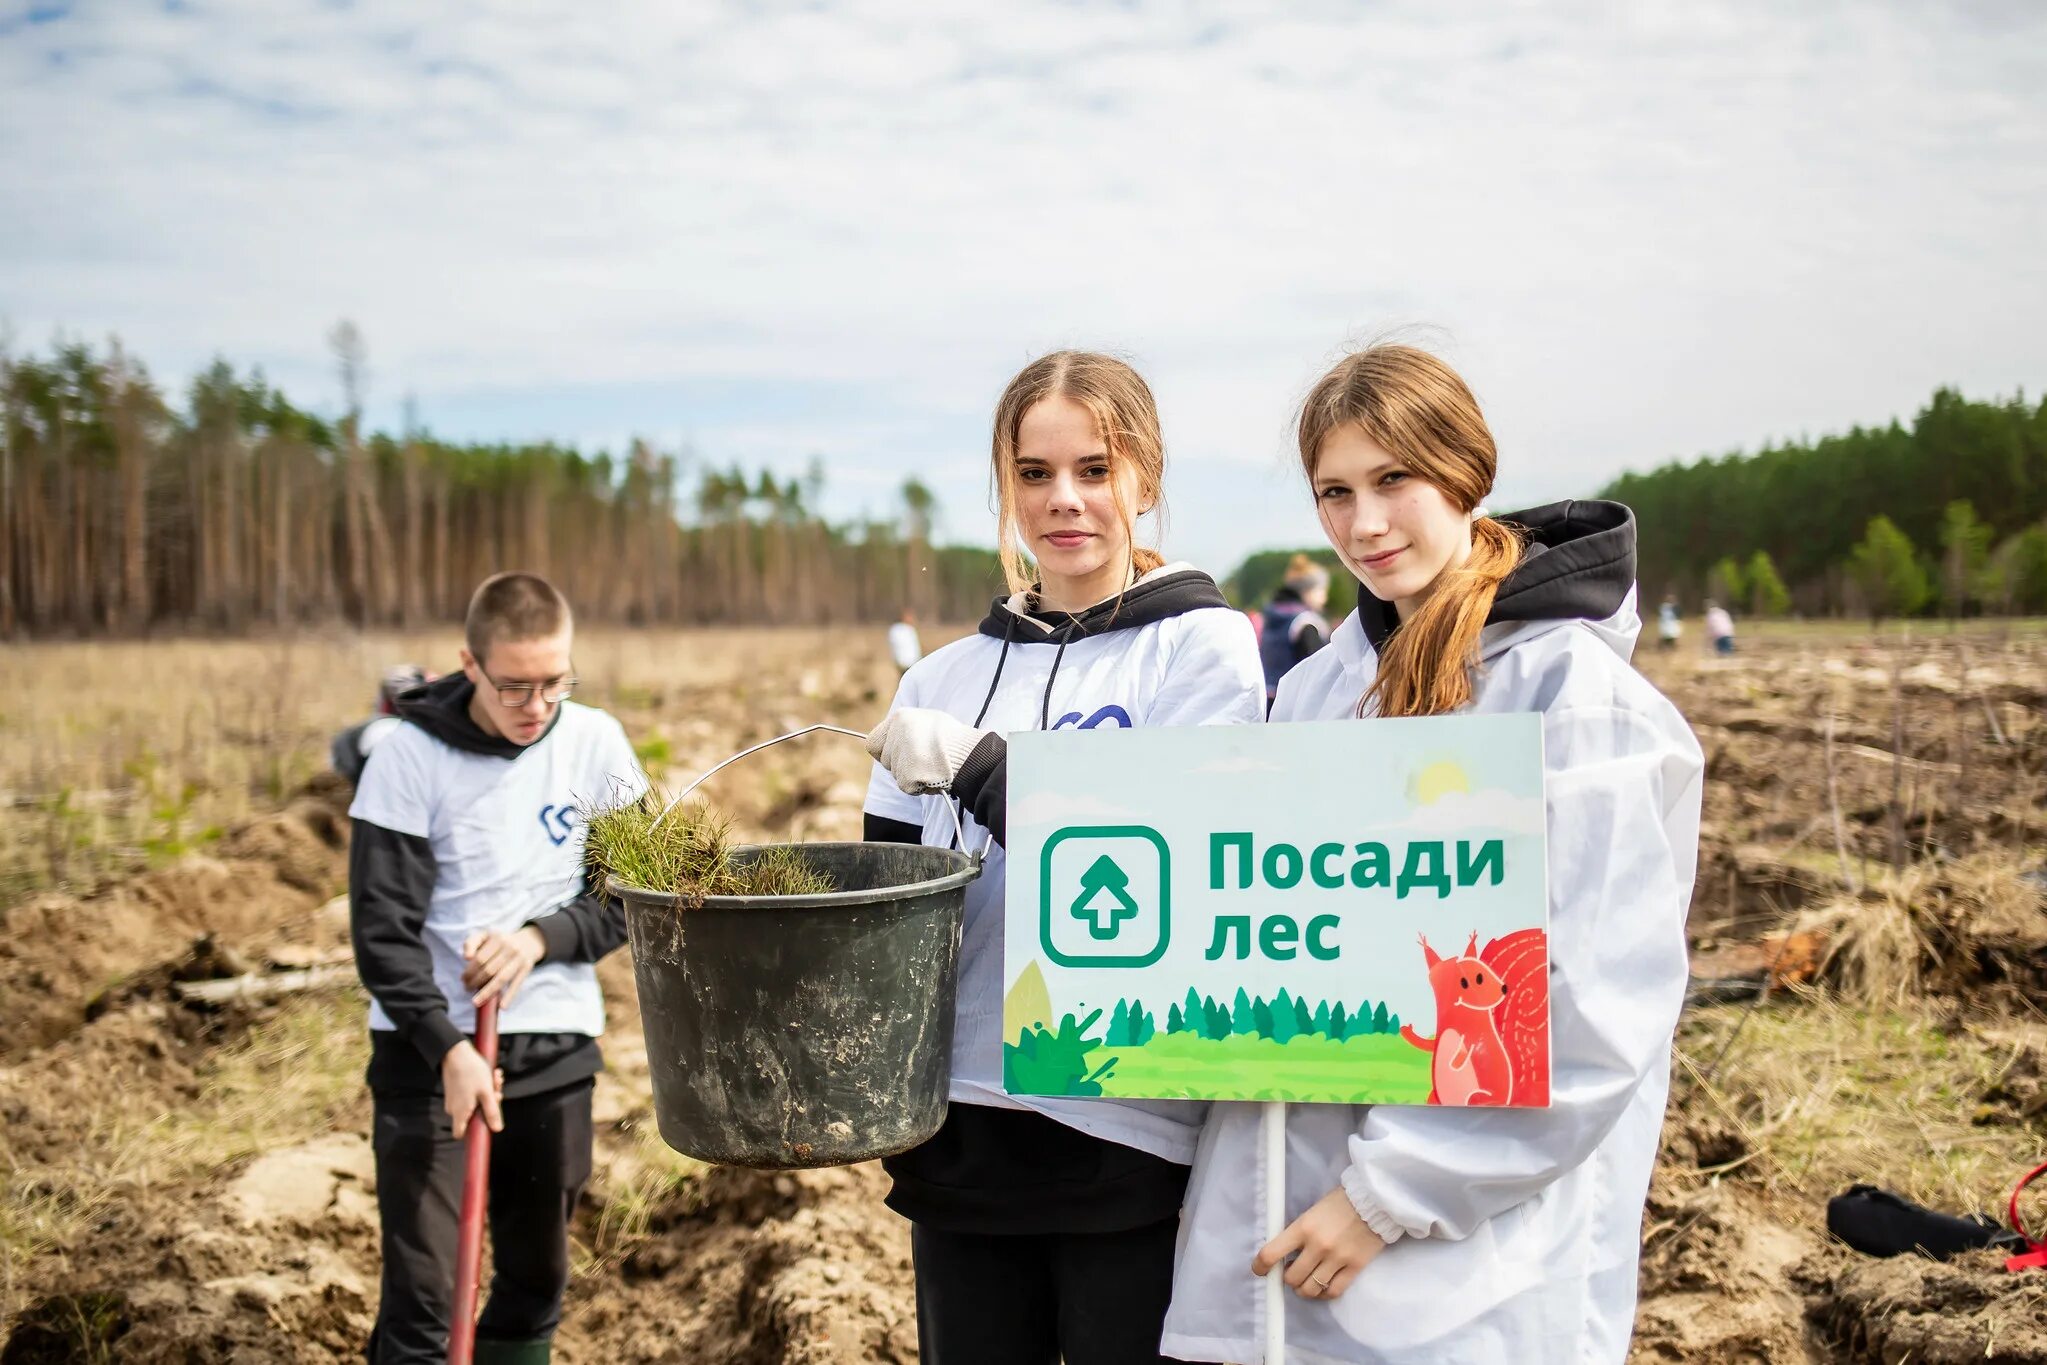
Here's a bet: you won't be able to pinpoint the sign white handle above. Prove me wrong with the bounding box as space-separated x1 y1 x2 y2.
1264 1099 1286 1363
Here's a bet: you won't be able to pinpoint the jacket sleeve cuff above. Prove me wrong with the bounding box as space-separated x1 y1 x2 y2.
864 812 926 845
409 1009 467 1071
951 732 1008 847
525 910 579 964
952 730 1005 801
1340 1163 1412 1245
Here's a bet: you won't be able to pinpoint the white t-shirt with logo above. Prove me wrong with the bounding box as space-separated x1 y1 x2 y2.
350 700 647 1038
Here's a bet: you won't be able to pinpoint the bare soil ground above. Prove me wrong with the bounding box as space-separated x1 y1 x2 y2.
3 629 915 1364
1629 628 2047 1363
3 623 2045 1362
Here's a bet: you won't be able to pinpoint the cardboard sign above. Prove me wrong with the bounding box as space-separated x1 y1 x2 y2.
1002 715 1550 1107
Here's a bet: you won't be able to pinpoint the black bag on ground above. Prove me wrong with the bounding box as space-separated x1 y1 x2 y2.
1827 1184 2025 1260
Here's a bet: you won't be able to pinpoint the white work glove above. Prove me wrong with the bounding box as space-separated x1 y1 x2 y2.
867 708 989 795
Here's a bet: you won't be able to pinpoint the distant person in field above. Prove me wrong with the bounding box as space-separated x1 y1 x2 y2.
348 572 646 1365
1163 344 1704 1365
862 350 1264 1365
889 608 924 673
331 663 433 785
1704 598 1735 655
1260 553 1332 710
1656 594 1682 653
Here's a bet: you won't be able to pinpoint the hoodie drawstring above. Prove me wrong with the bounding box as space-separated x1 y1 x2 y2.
948 615 1018 854
971 614 1016 727
949 613 1076 850
968 605 1078 732
1038 620 1078 732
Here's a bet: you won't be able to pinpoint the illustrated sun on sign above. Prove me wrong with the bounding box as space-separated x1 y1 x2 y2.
1410 759 1471 806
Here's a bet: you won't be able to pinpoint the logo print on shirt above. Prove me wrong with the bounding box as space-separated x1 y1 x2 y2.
538 804 578 846
1050 705 1133 731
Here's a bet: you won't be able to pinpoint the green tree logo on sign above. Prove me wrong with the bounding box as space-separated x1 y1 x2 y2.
1039 825 1170 968
1072 855 1140 939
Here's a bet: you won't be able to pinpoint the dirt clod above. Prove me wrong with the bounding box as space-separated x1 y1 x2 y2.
1797 1248 2047 1363
0 1293 131 1365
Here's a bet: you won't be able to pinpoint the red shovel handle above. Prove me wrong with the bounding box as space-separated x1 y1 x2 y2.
449 998 501 1364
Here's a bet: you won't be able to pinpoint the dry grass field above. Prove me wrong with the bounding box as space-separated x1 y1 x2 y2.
3 620 2045 1362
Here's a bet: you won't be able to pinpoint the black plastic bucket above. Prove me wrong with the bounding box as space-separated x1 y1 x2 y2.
615 840 977 1169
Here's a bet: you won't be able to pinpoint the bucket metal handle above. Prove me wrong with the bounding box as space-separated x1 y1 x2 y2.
653 722 992 860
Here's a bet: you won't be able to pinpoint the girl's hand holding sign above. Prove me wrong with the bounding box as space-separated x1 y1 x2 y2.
1255 1187 1389 1301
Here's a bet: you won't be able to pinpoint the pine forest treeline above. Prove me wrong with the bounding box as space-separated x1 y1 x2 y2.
11 332 2044 636
0 332 1001 637
1601 388 2047 617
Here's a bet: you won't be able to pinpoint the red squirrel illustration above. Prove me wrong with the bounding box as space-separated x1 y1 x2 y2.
1399 929 1550 1106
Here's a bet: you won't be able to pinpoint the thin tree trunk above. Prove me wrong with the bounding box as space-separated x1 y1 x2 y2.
433 472 450 619
274 454 291 628
110 353 150 631
0 366 14 638
402 435 423 625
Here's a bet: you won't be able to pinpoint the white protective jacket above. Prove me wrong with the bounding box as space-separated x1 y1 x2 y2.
1163 501 1704 1364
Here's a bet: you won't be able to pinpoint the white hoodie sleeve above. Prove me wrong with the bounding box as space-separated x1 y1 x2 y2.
1338 702 1701 1243
1143 609 1266 728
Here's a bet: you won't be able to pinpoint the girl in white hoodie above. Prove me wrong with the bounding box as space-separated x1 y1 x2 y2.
865 351 1265 1365
1163 345 1704 1364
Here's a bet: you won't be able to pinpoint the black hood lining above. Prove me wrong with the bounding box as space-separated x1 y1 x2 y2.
1358 499 1637 651
394 670 562 759
975 566 1231 643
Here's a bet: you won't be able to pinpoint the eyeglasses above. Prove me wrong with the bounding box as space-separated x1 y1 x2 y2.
480 668 576 707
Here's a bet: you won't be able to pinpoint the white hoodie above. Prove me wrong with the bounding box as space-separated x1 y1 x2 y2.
1163 578 1704 1363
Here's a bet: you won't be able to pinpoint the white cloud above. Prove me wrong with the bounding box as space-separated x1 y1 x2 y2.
2 1 2043 573
1394 787 1546 837
1008 791 1139 830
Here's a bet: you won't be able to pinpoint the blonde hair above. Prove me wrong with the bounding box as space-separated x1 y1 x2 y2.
1297 345 1522 718
989 351 1167 596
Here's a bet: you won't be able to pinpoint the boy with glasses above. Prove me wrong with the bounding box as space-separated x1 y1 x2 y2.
348 572 646 1365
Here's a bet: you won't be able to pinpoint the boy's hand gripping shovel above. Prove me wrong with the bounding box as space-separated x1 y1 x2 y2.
448 996 500 1365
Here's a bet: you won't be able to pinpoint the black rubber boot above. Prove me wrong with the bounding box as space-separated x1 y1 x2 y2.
473 1337 551 1365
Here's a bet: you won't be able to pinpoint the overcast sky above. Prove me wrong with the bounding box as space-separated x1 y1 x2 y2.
3 1 2042 575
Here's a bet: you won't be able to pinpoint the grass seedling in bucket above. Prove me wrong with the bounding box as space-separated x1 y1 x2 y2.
583 796 834 904
587 725 986 1169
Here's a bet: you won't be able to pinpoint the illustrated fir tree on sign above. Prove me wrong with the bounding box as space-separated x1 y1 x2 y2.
1071 854 1140 940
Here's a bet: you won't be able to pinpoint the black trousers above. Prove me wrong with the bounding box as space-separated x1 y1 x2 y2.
366 1079 594 1365
911 1217 1186 1365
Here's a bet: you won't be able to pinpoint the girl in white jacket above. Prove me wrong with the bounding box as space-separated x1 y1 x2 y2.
1163 345 1704 1364
865 351 1266 1365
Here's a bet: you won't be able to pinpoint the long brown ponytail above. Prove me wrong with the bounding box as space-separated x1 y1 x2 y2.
1296 345 1522 718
